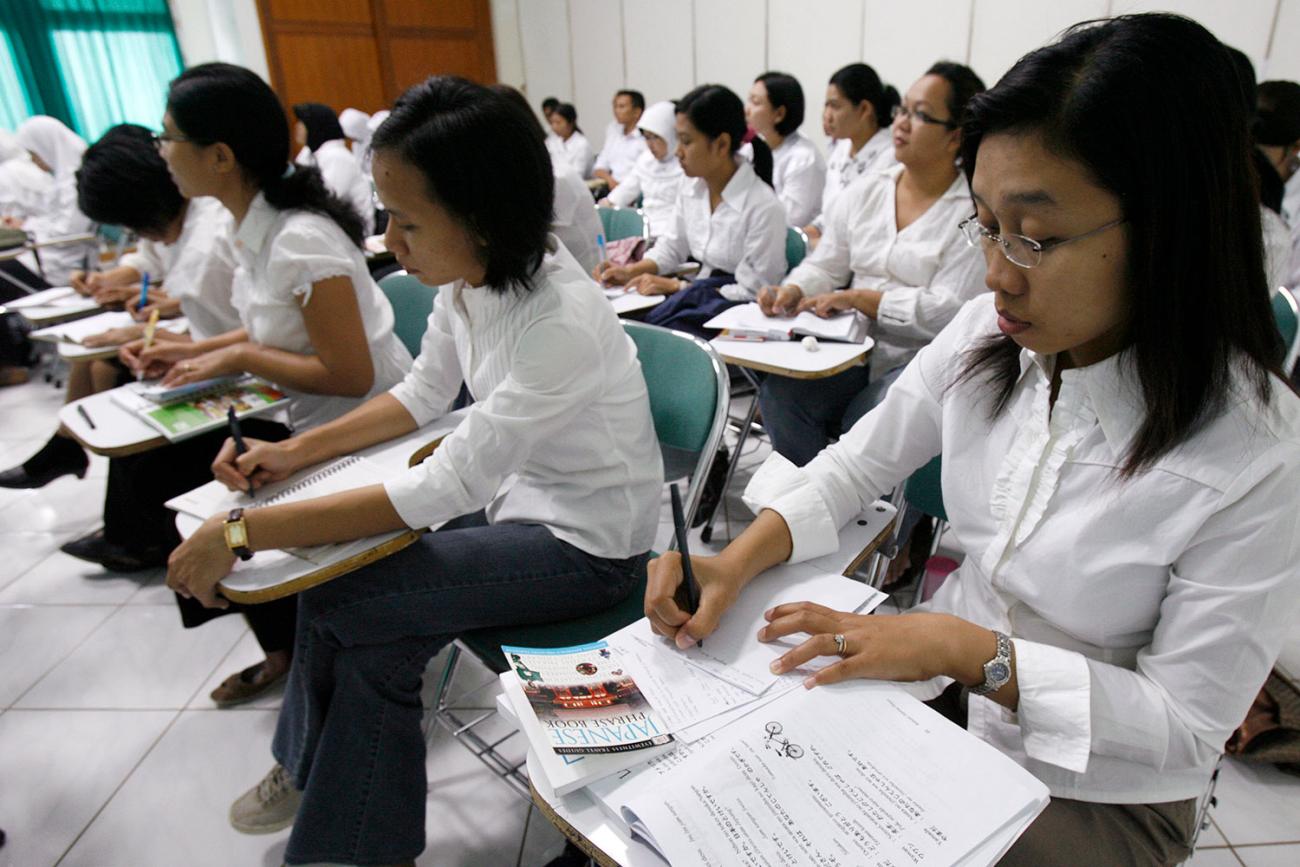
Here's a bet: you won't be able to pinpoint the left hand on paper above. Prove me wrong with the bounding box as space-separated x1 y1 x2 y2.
761 604 996 689
166 516 235 609
160 344 244 387
627 274 680 296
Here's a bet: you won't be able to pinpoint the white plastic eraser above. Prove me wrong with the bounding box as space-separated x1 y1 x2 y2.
802 335 820 351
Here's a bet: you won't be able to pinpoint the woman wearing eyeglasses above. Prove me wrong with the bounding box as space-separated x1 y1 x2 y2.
646 15 1300 864
756 62 987 467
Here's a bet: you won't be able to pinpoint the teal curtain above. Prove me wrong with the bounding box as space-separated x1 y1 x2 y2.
0 0 184 142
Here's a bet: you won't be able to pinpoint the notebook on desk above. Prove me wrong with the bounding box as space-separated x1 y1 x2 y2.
108 375 289 442
704 302 870 343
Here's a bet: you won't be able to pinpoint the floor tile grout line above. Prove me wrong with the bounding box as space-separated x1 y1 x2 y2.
4 602 120 712
52 706 189 867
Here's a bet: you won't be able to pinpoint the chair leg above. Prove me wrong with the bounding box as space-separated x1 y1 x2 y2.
701 372 762 544
423 643 461 745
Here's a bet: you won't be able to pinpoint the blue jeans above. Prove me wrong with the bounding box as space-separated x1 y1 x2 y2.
758 364 904 467
272 512 647 865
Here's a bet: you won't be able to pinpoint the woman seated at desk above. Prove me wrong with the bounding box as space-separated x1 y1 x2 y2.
595 84 787 338
63 63 411 707
646 15 1300 866
756 62 988 467
165 76 663 866
601 100 687 239
9 116 94 287
0 124 241 490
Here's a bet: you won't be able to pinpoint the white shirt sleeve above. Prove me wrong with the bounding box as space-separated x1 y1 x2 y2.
264 219 360 306
643 191 691 275
733 197 790 296
874 234 987 341
383 311 608 529
777 151 826 229
118 237 165 280
606 169 643 209
784 190 854 296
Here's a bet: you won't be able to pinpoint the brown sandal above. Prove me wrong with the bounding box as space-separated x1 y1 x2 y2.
210 661 286 707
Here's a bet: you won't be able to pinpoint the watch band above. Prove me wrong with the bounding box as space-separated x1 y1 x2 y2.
223 507 254 561
971 631 1013 696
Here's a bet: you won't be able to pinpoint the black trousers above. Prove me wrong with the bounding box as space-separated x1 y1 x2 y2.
103 418 298 654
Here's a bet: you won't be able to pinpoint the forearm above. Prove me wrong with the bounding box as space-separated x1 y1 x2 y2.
244 485 408 550
285 392 418 469
718 509 795 588
940 616 1019 710
849 288 884 318
234 342 371 397
191 328 250 354
99 265 142 286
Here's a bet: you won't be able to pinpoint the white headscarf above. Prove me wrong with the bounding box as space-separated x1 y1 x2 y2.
0 130 25 163
339 108 370 143
16 115 87 179
638 101 678 157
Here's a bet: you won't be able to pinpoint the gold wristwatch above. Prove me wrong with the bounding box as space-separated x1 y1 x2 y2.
223 507 254 561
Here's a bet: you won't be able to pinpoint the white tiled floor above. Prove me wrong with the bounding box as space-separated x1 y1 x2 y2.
1 376 1298 866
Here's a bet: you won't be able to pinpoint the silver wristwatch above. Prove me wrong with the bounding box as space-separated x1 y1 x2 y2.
971 631 1013 696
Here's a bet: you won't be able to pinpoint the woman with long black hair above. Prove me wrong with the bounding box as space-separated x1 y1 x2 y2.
646 16 1300 864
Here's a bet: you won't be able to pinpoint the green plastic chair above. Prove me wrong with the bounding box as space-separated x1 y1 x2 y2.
378 270 439 356
596 205 648 242
902 456 946 524
1273 286 1300 373
786 226 809 271
426 322 731 794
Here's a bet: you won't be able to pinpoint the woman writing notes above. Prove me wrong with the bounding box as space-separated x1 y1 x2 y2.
166 78 662 865
647 16 1300 865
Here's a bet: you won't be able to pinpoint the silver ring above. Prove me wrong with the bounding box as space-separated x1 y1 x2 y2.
833 633 848 657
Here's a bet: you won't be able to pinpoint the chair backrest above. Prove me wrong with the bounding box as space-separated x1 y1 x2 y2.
786 226 808 271
623 320 730 527
1273 286 1300 373
378 270 439 356
597 206 647 242
902 456 946 523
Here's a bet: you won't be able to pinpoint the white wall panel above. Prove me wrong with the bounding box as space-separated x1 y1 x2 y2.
694 0 767 107
569 0 626 152
623 0 696 106
1266 0 1300 80
1113 1 1276 70
518 0 574 112
489 0 526 90
862 0 972 94
767 0 863 149
968 0 1108 88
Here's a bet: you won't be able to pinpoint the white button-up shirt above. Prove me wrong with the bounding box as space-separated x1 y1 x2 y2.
119 196 241 341
770 131 826 228
786 164 986 379
383 237 663 560
230 193 411 431
594 120 647 182
552 162 602 273
643 159 787 301
605 150 685 238
552 131 594 179
811 128 896 232
744 293 1300 804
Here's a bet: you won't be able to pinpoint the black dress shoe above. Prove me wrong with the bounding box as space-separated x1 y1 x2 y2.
60 530 169 572
0 435 88 489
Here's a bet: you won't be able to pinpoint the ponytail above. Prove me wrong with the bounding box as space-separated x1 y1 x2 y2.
166 62 365 248
748 136 774 187
877 85 901 127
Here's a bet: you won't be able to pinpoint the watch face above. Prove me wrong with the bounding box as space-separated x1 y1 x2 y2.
988 662 1011 682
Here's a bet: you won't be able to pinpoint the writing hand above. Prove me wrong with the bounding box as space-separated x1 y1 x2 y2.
645 551 743 649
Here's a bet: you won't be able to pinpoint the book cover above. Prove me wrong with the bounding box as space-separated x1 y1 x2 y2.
142 380 287 439
501 641 674 755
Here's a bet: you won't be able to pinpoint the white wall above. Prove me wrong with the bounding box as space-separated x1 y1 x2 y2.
168 0 270 82
491 0 1297 155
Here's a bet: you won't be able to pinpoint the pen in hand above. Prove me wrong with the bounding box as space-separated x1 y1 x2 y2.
669 483 702 648
136 308 161 382
227 406 254 497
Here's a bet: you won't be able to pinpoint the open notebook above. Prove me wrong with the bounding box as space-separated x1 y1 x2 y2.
704 301 870 343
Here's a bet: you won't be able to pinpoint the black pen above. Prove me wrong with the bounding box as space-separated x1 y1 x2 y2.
669 483 702 647
76 404 96 430
226 406 253 497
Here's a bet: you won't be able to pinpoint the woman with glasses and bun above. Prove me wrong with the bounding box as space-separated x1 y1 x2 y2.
756 62 987 467
646 16 1300 865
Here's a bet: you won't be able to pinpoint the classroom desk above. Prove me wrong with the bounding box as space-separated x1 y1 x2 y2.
30 311 189 363
608 291 665 317
698 334 873 543
58 389 168 457
2 286 101 327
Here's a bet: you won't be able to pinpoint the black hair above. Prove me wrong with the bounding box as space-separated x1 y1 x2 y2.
167 63 364 247
677 83 773 187
541 97 561 114
755 71 804 136
1224 47 1285 213
828 63 900 129
291 102 345 152
76 124 184 235
553 102 581 135
616 89 645 112
957 14 1283 477
491 84 548 145
924 61 986 126
372 76 553 293
1256 80 1300 145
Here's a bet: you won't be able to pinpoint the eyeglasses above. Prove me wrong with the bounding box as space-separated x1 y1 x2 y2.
151 131 197 149
890 104 957 130
958 216 1125 269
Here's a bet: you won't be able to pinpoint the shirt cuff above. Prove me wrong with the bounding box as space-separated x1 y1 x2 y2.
741 452 841 563
1012 637 1093 774
383 463 440 530
387 379 441 427
875 287 918 330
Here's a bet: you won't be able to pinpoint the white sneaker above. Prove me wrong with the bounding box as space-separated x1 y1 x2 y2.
230 764 301 834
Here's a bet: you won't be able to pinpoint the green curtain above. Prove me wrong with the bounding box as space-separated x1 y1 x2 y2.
0 0 184 141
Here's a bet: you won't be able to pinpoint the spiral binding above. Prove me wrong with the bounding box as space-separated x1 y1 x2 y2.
261 455 364 506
